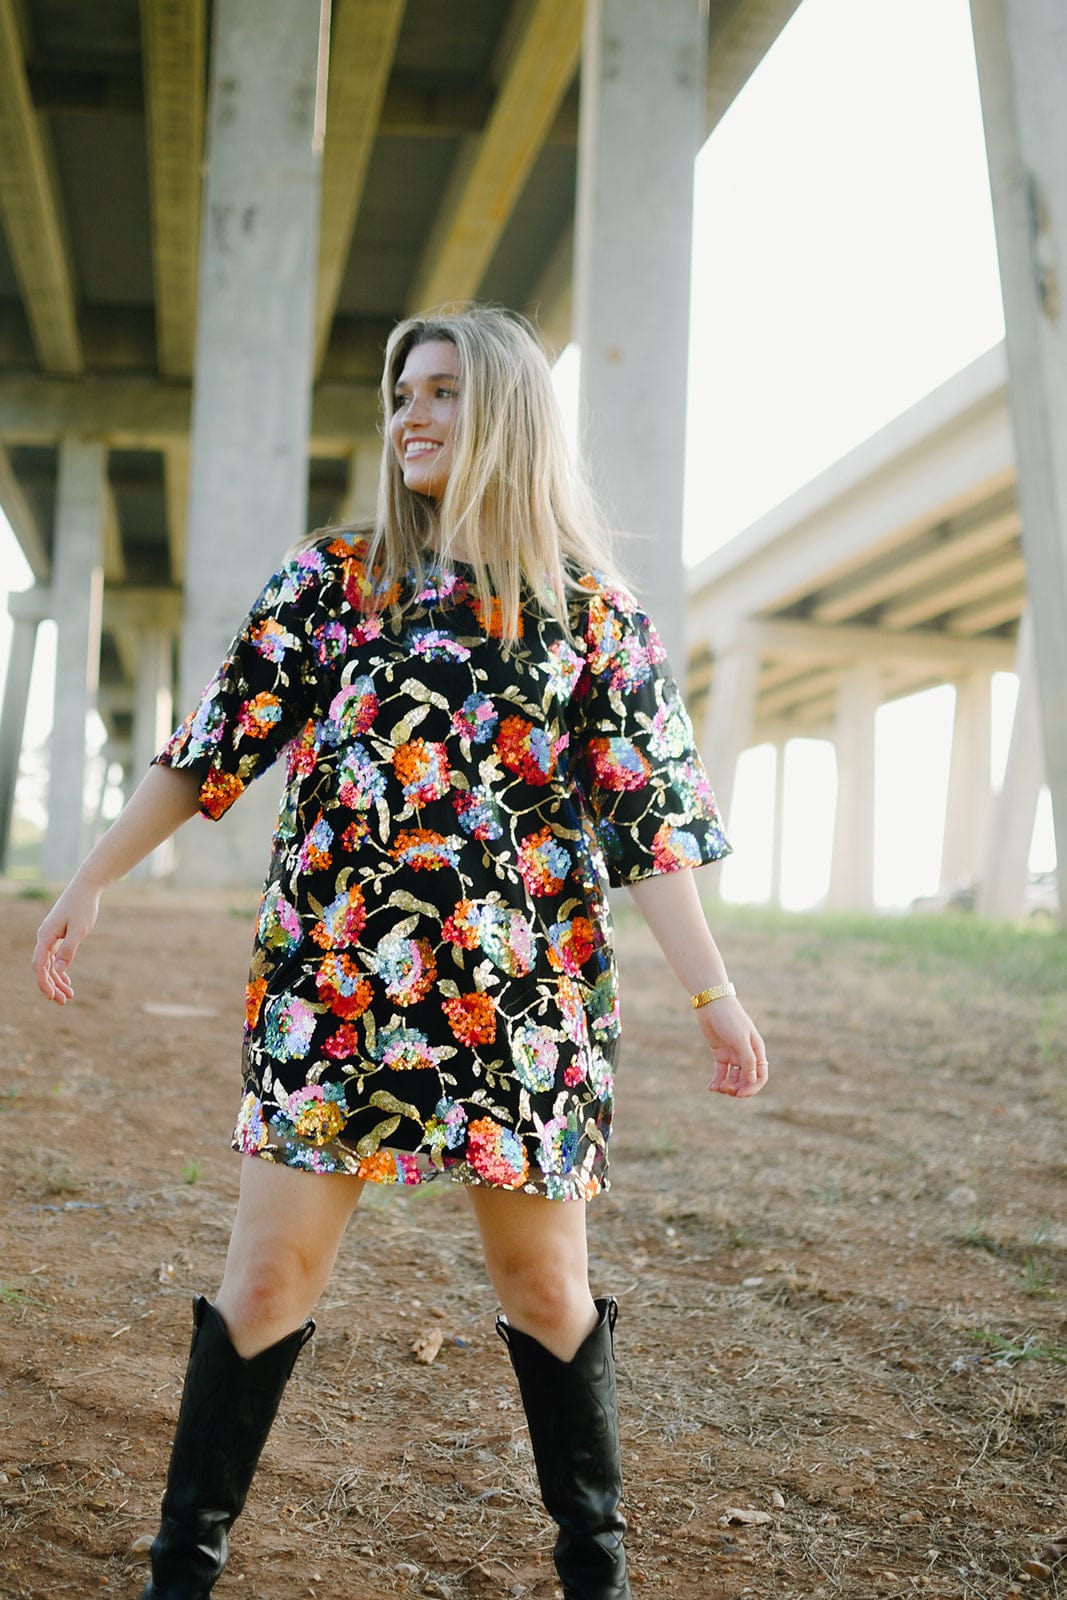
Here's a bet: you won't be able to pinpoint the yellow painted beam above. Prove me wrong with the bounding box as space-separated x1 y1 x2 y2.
140 0 206 378
0 0 83 373
407 0 582 312
315 0 406 372
314 0 406 374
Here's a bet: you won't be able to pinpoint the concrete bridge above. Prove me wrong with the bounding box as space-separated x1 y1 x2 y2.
0 0 1063 919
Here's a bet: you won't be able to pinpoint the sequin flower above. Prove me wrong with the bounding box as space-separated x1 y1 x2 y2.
315 951 373 1019
512 1024 560 1092
264 994 317 1062
546 916 597 976
310 883 367 949
651 823 704 873
389 828 460 870
257 884 302 954
586 736 651 792
297 813 333 874
442 991 497 1046
411 628 471 663
234 1091 269 1154
393 739 451 805
325 677 379 741
372 1022 447 1071
467 1115 529 1187
368 933 437 1006
453 786 502 841
284 1084 349 1145
517 827 570 896
452 692 498 745
497 715 557 785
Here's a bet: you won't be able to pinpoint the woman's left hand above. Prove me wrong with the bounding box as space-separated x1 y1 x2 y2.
695 997 769 1098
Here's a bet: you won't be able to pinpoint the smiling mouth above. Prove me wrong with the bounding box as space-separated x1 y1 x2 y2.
404 440 440 458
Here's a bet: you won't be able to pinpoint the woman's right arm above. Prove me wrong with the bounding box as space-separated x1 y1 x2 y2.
31 764 203 1005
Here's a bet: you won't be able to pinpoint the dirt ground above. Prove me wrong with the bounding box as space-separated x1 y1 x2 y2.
1 888 1065 1600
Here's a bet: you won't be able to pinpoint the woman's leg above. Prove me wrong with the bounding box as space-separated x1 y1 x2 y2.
215 1156 365 1354
470 1186 630 1600
467 1185 597 1360
142 1159 364 1599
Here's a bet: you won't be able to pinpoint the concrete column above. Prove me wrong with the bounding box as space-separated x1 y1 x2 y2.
574 0 706 671
177 0 328 887
977 614 1043 918
970 0 1067 909
131 629 176 878
769 736 787 909
700 641 759 835
341 438 382 524
827 662 879 912
940 670 993 891
0 608 41 871
42 437 105 882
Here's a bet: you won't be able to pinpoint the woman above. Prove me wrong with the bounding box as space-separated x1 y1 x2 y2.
33 305 768 1600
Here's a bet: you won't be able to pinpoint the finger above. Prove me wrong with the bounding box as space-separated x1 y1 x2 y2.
734 1055 769 1097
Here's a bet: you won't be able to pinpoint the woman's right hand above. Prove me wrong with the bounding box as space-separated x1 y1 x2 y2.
32 879 102 1004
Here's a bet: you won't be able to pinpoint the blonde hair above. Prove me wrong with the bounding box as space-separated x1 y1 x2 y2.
311 305 622 640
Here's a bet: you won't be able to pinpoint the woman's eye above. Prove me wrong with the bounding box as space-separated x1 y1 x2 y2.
393 393 410 408
437 388 457 399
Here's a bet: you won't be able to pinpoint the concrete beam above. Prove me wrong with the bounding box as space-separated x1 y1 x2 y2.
827 661 880 911
0 375 380 454
688 346 1013 634
314 0 405 374
0 439 49 581
10 583 183 630
882 550 1026 629
0 0 83 374
706 0 805 135
809 504 1020 624
945 584 1027 635
747 617 1017 671
139 0 206 379
407 0 582 311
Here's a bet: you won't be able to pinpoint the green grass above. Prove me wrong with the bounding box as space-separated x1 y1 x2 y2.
703 902 1067 997
966 1329 1067 1365
0 1282 45 1309
181 1158 203 1184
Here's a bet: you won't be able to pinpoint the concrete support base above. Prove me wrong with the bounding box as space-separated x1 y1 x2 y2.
827 663 879 912
977 615 1043 918
940 670 993 891
131 629 175 878
699 641 759 901
42 437 105 882
574 0 706 671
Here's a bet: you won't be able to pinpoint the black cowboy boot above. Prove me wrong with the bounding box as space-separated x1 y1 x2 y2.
140 1295 314 1599
497 1296 630 1600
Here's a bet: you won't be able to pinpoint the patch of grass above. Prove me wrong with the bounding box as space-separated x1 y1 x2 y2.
706 902 1067 997
181 1158 202 1184
1020 1256 1056 1298
0 1282 45 1308
949 1218 1003 1256
966 1329 1067 1365
26 1155 80 1196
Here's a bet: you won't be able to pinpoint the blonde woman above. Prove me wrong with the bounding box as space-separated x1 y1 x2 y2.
33 306 768 1600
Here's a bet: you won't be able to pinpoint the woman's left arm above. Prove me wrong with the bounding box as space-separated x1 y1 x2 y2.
627 869 769 1098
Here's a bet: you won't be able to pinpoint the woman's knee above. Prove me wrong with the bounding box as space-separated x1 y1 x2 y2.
490 1249 590 1331
217 1237 325 1336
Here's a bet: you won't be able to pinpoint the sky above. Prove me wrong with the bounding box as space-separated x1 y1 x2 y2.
0 0 1056 901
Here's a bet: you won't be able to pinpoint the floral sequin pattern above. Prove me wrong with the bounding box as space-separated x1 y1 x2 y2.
154 536 730 1199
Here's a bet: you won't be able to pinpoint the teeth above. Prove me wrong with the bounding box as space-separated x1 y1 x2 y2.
405 441 438 456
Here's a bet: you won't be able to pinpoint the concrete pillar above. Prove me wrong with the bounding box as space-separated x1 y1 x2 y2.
573 0 706 671
0 607 41 871
977 614 1043 918
700 639 758 901
827 662 879 912
940 670 993 891
769 736 787 909
970 0 1067 908
341 438 382 524
176 0 328 887
131 629 175 878
42 437 105 881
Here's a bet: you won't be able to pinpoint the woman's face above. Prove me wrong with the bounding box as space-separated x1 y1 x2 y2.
389 339 461 501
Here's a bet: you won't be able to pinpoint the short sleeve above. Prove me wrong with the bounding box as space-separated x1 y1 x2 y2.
570 576 732 887
152 547 329 820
